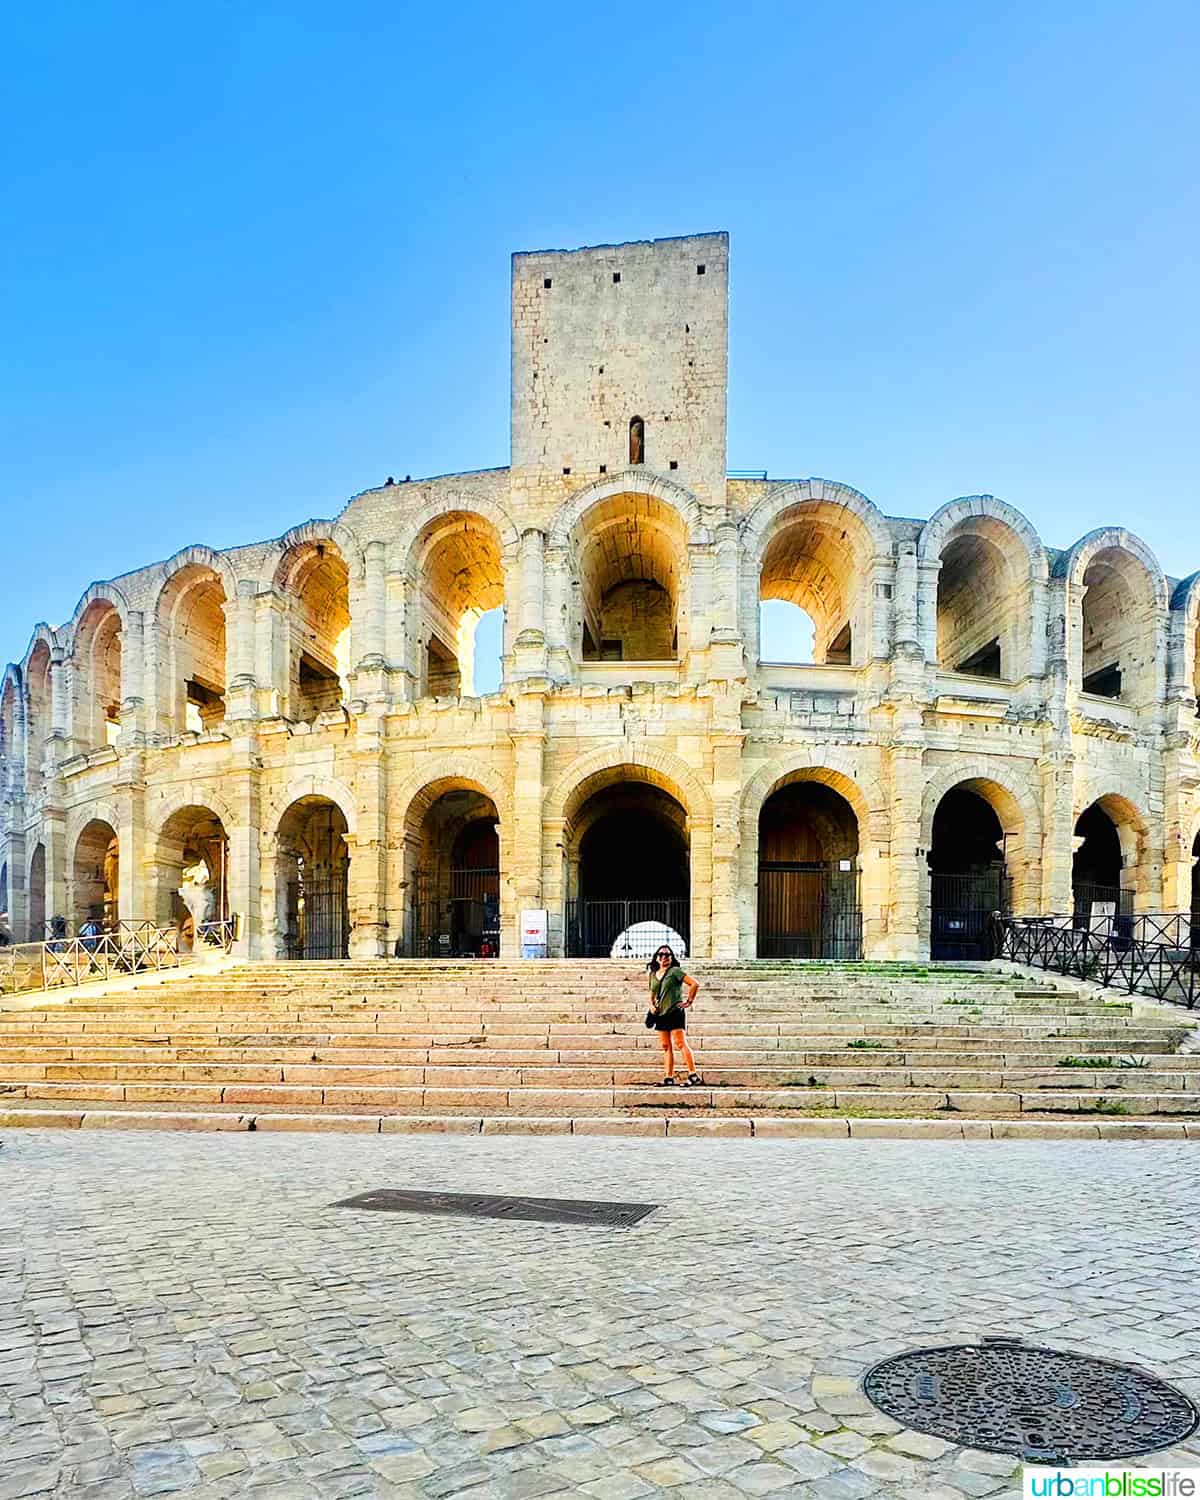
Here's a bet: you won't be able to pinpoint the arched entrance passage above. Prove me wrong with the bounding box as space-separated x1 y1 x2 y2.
73 819 119 930
28 844 46 942
757 780 861 958
275 797 349 959
928 787 1009 959
153 806 230 944
564 769 690 957
1073 799 1132 927
404 783 501 957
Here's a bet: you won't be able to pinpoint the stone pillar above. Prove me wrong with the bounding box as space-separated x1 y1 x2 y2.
3 829 27 942
385 566 414 699
708 730 743 959
255 591 289 719
358 540 387 667
688 818 713 959
43 803 67 933
118 774 148 923
349 713 388 957
544 544 572 681
893 545 920 654
222 755 261 956
916 558 942 664
711 524 740 640
224 581 259 722
512 530 547 679
512 698 546 956
867 557 896 661
1039 753 1075 915
887 721 925 958
119 610 146 745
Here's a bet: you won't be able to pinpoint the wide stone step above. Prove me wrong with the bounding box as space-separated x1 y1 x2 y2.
2 1105 1195 1141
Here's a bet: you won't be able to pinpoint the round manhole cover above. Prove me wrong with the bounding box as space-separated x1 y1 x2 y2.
863 1340 1198 1463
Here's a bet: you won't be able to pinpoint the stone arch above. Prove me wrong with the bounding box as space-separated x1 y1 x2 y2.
738 752 885 959
741 478 893 563
149 800 233 933
741 750 884 845
260 519 367 591
547 471 707 550
66 799 123 856
1054 528 1167 708
1071 785 1154 914
396 493 521 559
742 480 894 667
270 775 358 839
68 585 127 750
19 623 60 678
544 745 712 829
404 511 507 697
0 664 24 795
149 786 239 844
149 545 239 614
919 760 1041 849
918 495 1047 572
64 580 130 655
391 755 514 832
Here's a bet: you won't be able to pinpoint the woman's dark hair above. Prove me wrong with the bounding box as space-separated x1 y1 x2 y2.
654 946 677 967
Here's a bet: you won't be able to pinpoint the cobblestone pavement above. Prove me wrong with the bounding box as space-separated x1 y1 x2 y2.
3 1133 1200 1500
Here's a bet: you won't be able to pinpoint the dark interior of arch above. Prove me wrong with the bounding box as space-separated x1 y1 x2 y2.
757 781 861 959
578 784 688 901
1073 803 1123 901
411 792 500 957
928 789 1005 875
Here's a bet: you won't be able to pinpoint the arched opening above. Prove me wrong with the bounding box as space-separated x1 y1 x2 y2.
758 600 817 664
153 806 230 946
28 844 46 942
1073 801 1130 927
928 787 1009 959
757 501 872 666
1079 548 1157 705
25 643 51 793
74 600 122 749
73 819 119 930
404 783 501 957
157 565 227 736
629 415 645 466
277 542 351 723
275 797 349 959
935 521 1026 679
564 770 689 957
757 779 861 958
410 512 505 698
573 493 687 663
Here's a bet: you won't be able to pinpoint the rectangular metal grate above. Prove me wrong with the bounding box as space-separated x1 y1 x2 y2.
333 1188 657 1228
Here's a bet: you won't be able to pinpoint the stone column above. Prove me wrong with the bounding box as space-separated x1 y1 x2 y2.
512 696 546 956
916 558 942 663
119 610 146 745
349 713 388 957
887 719 925 959
255 591 289 719
385 566 414 699
117 773 148 923
1039 753 1076 915
512 529 548 679
893 545 920 654
3 830 27 943
867 556 897 661
43 803 67 933
543 544 572 681
708 730 743 959
224 581 259 722
688 818 713 959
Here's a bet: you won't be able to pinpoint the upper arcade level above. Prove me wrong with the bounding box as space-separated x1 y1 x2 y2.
3 472 1200 801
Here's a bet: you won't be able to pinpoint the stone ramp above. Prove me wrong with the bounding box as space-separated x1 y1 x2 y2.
2 959 1197 1140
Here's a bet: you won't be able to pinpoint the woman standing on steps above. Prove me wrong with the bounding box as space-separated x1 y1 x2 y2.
648 946 703 1086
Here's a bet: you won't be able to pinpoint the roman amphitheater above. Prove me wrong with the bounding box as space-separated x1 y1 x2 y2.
2 230 1199 966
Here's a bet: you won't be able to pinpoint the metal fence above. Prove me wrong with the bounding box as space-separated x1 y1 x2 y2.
566 898 691 959
406 866 501 957
757 866 863 960
1 918 236 998
998 913 1200 1009
930 870 1012 960
284 874 348 960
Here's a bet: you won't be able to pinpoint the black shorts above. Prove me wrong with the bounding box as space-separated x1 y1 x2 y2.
653 1007 686 1033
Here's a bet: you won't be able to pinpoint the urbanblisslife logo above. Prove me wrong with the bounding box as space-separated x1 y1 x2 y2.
1024 1469 1200 1497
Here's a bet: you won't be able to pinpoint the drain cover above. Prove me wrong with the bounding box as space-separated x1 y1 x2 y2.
863 1339 1198 1463
333 1188 656 1228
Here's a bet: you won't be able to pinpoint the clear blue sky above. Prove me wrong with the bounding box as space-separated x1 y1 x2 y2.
3 0 1197 677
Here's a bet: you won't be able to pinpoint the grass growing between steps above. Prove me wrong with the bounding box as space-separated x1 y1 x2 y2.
1057 1055 1149 1069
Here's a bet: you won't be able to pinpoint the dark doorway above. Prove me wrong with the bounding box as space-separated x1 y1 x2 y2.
928 788 1009 959
757 781 862 959
408 788 500 957
1072 802 1128 928
567 781 689 957
277 798 350 959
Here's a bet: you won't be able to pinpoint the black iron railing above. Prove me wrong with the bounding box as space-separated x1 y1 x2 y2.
997 914 1199 1009
1 918 237 997
566 898 690 959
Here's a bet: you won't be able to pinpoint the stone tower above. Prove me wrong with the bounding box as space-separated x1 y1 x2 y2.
510 232 729 508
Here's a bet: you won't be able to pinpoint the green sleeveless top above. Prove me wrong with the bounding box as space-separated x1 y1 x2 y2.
649 964 685 1014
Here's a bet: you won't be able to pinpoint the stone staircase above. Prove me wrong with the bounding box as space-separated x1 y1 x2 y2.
2 960 1198 1139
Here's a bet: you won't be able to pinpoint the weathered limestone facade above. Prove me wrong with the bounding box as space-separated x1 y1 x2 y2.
3 231 1200 960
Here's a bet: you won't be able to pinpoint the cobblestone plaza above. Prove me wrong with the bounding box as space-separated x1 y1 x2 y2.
4 1128 1200 1498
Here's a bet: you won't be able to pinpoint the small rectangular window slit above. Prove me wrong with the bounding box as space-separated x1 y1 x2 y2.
612 272 621 283
543 278 552 288
562 467 571 475
697 264 706 274
669 460 678 471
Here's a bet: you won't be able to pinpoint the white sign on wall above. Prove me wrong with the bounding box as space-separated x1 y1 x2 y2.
520 909 548 959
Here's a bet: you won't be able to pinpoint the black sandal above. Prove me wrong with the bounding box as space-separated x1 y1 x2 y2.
659 1077 675 1086
685 1073 704 1086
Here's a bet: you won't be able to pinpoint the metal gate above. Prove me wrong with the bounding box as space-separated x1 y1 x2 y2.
930 869 1010 960
757 864 863 960
409 867 500 957
566 898 690 959
285 870 349 960
1072 881 1131 932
